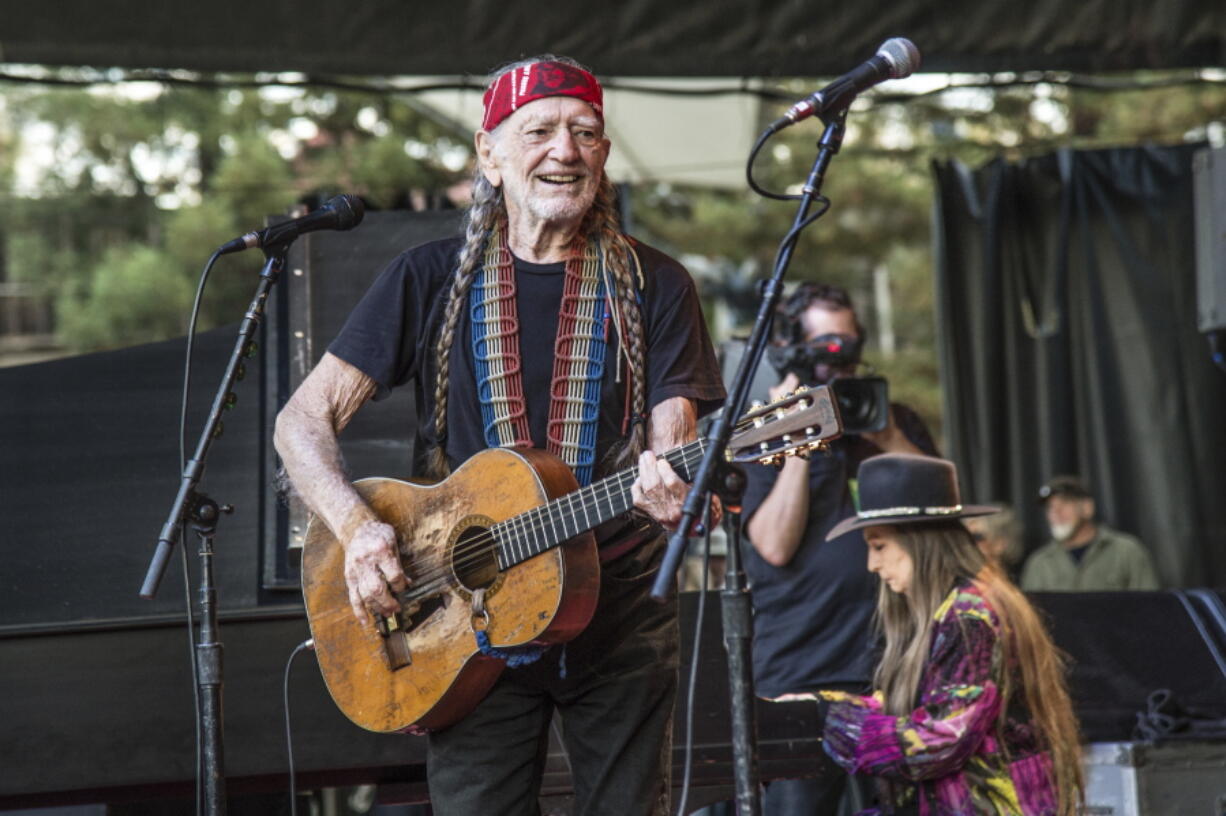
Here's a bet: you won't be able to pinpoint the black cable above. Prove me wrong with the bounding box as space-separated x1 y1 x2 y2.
745 125 836 224
746 128 798 202
674 501 714 816
284 638 316 816
181 250 222 467
177 249 223 816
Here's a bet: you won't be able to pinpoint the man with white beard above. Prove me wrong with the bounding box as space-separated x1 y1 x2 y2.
1021 475 1160 591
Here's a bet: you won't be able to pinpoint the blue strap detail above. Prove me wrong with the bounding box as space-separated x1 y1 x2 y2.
570 276 607 486
470 269 502 448
474 629 547 668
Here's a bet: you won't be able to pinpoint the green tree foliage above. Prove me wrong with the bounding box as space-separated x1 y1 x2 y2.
1 70 1222 446
629 75 1226 443
55 244 194 349
0 79 463 353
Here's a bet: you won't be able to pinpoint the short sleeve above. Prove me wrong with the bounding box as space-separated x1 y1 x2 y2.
327 240 456 399
636 244 726 418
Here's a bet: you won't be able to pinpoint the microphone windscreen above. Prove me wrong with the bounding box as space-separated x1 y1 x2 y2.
878 38 921 78
327 194 365 231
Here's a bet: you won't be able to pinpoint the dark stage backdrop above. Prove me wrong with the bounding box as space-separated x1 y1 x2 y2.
933 144 1226 588
2 0 1223 77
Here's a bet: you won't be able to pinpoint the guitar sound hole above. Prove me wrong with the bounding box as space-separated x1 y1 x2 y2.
452 525 500 592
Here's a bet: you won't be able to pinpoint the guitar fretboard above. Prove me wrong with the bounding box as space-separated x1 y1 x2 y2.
492 438 708 569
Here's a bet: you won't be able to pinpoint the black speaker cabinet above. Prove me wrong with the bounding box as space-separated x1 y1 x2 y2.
261 210 463 589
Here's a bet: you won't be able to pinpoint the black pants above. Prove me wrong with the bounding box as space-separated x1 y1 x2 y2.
426 538 680 816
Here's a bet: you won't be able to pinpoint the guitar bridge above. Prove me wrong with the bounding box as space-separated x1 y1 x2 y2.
374 594 447 670
374 613 413 669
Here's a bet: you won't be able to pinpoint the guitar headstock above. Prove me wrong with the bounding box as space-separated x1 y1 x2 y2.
726 385 844 467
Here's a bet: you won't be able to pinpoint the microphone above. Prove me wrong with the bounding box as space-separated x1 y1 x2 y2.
768 38 920 133
218 194 365 255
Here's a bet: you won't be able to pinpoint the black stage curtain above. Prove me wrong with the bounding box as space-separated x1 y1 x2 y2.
933 145 1226 588
2 0 1223 78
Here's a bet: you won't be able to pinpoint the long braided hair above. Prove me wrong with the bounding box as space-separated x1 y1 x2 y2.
427 56 646 479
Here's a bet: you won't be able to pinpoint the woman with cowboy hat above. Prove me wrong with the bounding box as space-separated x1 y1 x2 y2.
819 453 1083 815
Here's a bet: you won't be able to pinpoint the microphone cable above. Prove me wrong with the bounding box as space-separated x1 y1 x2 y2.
283 638 316 816
674 500 714 816
176 249 224 816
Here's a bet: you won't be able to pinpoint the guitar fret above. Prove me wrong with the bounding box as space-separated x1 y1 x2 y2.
567 491 582 539
603 473 616 517
509 512 524 563
560 494 572 543
549 501 562 545
519 507 533 559
578 487 592 531
521 509 533 560
535 505 549 556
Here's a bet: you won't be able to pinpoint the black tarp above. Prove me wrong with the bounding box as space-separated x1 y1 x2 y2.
933 144 1226 587
1 0 1223 78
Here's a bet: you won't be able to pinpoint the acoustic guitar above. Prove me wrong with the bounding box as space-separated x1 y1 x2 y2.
302 387 841 733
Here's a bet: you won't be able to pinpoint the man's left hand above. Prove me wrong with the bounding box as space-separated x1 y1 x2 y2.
631 450 722 533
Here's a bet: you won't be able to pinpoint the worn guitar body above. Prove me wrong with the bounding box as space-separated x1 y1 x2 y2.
302 447 599 734
303 385 841 734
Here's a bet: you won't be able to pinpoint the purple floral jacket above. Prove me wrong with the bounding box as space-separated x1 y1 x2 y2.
822 582 1060 815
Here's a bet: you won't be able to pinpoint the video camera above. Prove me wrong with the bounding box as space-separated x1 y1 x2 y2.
766 333 889 435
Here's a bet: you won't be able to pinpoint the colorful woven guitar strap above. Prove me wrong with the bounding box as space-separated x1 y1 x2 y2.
470 224 608 486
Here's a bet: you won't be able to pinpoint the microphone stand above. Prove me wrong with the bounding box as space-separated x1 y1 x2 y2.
140 244 290 816
651 109 848 815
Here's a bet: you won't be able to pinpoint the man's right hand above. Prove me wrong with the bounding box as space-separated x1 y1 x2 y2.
343 519 408 623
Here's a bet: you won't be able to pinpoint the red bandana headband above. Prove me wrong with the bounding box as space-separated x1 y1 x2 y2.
481 61 604 132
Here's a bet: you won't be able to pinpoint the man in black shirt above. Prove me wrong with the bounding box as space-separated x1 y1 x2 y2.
742 283 937 815
275 56 724 815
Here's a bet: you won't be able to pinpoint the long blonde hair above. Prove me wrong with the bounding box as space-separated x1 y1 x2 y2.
874 522 1083 816
427 55 646 479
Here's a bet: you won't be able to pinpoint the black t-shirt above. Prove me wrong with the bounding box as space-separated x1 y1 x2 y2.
741 403 938 697
328 236 726 476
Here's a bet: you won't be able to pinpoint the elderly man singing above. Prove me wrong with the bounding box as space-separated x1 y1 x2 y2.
274 56 725 815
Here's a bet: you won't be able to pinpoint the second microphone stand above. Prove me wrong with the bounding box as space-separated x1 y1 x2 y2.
653 110 849 816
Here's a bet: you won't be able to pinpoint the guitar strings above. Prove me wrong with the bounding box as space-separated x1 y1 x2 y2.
390 423 802 602
391 467 643 604
389 444 708 605
375 404 818 613
393 453 689 601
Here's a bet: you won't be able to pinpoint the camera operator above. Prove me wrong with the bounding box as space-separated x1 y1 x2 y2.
742 282 938 815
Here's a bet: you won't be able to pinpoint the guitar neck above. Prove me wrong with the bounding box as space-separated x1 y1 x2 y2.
494 438 708 569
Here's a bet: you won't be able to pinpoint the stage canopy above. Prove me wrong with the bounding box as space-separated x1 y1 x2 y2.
2 0 1223 78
